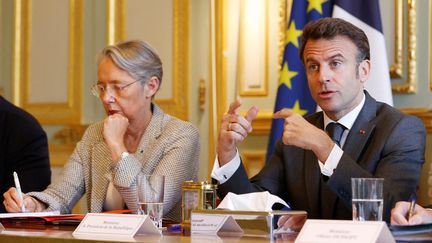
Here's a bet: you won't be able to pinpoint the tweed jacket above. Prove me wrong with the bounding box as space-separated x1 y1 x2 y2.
29 104 199 221
217 92 426 222
0 96 51 212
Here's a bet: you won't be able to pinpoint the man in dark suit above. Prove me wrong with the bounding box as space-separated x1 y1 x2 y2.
212 18 426 225
0 96 51 212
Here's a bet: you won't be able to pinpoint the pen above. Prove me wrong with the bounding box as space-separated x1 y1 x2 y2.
13 171 26 213
408 194 416 222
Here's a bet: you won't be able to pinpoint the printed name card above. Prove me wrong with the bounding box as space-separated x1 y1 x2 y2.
295 220 395 243
191 213 243 236
73 213 160 239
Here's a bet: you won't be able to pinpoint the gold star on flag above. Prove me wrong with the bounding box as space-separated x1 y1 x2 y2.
285 21 303 48
307 0 328 14
290 100 308 115
280 62 298 89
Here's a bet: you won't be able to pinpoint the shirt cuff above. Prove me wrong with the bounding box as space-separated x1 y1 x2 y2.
318 144 343 176
211 150 241 184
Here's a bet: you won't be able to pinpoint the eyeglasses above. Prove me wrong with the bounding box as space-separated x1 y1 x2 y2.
91 80 141 97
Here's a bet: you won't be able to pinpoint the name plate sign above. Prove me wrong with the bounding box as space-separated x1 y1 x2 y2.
73 213 160 239
295 220 395 243
191 213 243 236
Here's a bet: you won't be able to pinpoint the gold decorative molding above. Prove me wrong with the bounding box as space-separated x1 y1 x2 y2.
157 0 189 120
12 0 83 125
209 0 289 174
390 0 417 93
244 0 288 134
207 0 215 180
49 125 87 167
12 0 27 105
215 0 228 133
106 0 125 45
207 0 228 179
199 79 206 112
49 144 76 167
238 111 273 135
241 151 266 178
237 0 268 97
279 0 289 67
430 0 432 92
111 0 189 121
52 125 88 144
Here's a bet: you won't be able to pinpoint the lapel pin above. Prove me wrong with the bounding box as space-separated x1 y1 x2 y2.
359 129 366 135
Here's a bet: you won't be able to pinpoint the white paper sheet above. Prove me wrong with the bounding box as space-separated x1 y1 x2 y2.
216 191 289 211
0 211 60 218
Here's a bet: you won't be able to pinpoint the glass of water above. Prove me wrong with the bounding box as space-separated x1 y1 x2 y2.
137 174 165 228
351 178 384 221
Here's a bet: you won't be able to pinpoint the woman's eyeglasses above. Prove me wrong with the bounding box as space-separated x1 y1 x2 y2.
91 80 141 98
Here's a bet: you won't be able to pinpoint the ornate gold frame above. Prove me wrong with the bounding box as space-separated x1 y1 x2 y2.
207 0 287 178
242 0 287 134
242 150 266 178
390 0 417 93
430 0 432 91
12 0 83 125
207 0 228 178
109 0 189 121
237 0 269 97
106 0 125 45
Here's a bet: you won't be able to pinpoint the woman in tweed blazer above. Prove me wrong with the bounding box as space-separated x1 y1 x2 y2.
3 40 200 222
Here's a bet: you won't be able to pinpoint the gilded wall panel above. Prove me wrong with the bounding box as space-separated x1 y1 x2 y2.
430 0 432 92
390 0 417 93
12 0 83 125
241 151 266 178
209 0 286 177
109 0 188 121
237 0 268 97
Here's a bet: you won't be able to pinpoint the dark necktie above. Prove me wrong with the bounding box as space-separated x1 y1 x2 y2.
326 122 345 147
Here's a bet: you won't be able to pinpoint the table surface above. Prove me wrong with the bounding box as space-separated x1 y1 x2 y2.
1 221 431 243
0 222 298 243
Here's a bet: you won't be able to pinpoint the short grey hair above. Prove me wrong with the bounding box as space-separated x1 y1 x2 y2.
98 40 163 88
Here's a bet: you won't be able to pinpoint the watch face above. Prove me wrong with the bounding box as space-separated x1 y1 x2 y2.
121 152 129 159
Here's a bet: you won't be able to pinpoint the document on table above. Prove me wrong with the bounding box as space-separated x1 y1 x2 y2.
389 222 432 236
0 211 60 218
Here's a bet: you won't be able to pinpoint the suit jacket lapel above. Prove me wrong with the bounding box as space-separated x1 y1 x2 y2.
343 92 377 162
136 104 164 174
304 113 324 217
303 91 377 217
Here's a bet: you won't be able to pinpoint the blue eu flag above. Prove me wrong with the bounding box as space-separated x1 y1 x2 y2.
266 0 333 161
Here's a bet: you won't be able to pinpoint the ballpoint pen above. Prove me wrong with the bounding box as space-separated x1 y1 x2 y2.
408 194 416 222
13 171 27 213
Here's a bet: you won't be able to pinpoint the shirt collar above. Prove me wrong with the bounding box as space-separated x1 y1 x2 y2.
323 93 366 130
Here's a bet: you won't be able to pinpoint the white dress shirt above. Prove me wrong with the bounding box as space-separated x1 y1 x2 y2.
104 181 124 211
212 94 366 183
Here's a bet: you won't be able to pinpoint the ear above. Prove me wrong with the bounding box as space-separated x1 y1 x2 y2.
358 59 371 83
144 76 160 98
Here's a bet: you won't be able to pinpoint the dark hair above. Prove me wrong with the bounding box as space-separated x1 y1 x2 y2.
299 18 370 64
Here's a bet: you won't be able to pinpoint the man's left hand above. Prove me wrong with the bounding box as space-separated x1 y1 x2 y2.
273 109 334 162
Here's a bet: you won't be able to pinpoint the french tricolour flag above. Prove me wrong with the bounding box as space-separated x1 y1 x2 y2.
333 0 393 106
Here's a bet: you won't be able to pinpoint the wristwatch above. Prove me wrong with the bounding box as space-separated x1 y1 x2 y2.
120 151 130 159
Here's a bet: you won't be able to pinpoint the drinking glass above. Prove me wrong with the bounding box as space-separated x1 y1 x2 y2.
351 178 384 221
137 174 165 228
